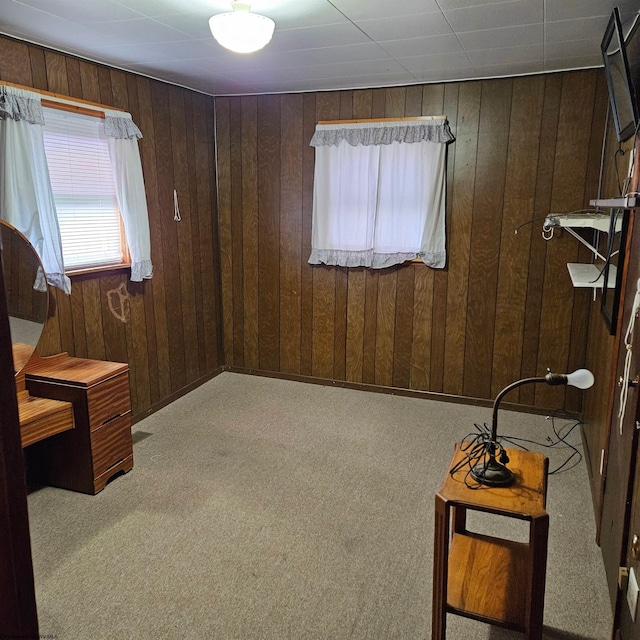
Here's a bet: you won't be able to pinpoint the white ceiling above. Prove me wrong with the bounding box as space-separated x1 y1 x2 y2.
1 0 639 96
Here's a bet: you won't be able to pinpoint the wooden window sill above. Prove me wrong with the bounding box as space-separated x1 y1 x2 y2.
66 263 131 279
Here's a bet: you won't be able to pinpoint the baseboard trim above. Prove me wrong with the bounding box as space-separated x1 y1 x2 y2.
132 365 578 425
223 366 568 418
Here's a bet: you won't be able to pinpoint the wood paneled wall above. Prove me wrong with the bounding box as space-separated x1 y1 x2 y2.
0 32 610 419
583 100 638 525
0 36 223 420
216 70 608 412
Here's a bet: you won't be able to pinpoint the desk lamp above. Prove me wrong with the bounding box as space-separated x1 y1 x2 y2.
470 369 595 487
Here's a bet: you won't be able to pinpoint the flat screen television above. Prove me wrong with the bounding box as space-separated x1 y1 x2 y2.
601 7 639 142
625 11 640 121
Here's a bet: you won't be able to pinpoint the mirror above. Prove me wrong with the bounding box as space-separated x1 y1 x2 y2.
0 221 48 374
601 209 630 335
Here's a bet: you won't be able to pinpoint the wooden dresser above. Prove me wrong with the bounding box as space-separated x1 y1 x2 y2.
21 352 133 495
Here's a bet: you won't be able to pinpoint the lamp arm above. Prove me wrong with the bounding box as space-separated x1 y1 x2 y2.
490 376 547 443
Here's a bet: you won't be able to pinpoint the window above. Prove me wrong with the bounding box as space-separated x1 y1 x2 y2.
0 83 152 294
309 118 454 270
42 107 127 271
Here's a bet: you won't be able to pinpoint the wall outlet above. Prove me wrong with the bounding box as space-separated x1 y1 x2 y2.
628 566 639 622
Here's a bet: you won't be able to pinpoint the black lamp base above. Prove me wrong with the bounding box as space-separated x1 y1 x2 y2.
470 457 515 487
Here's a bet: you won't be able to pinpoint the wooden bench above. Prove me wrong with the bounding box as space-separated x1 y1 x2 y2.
13 344 74 448
17 390 74 448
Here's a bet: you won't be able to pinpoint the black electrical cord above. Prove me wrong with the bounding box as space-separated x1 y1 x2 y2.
588 208 621 284
615 144 626 195
500 409 583 475
451 410 584 485
449 423 511 489
614 120 640 197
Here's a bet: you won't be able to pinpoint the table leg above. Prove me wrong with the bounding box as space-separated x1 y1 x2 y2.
525 513 549 640
452 505 467 534
432 494 449 640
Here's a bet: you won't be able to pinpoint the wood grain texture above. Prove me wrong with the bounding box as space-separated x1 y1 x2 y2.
257 95 281 372
230 98 245 369
582 71 622 524
443 82 481 395
464 79 513 400
518 75 561 406
311 93 340 378
217 97 234 365
216 72 606 412
491 76 545 398
1 36 222 422
0 223 39 639
536 71 597 411
168 86 199 384
301 93 317 376
280 94 303 375
90 414 132 477
241 96 260 369
152 81 187 394
24 356 133 495
17 391 73 448
183 91 206 379
375 267 397 387
393 264 414 389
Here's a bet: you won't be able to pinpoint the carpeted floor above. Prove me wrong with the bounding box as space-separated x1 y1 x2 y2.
27 372 612 639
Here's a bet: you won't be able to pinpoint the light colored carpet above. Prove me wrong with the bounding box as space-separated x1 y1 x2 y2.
27 372 612 639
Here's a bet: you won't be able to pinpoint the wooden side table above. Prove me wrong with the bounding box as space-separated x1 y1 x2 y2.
432 445 549 640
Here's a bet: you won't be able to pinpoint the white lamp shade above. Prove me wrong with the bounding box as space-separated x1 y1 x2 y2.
209 11 275 54
565 369 595 389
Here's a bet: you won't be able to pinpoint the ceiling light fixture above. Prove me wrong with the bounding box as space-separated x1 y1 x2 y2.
209 1 275 54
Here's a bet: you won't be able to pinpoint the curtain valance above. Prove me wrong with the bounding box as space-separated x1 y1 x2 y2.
104 109 143 140
0 86 45 125
310 119 455 148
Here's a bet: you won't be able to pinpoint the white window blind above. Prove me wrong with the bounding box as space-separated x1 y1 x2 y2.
42 107 125 270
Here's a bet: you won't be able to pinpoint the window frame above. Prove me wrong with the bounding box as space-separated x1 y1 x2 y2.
41 101 132 277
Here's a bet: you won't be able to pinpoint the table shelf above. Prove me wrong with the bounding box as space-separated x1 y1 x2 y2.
447 531 528 629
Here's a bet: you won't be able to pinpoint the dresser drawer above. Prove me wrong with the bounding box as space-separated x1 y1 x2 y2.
90 413 133 477
86 372 131 430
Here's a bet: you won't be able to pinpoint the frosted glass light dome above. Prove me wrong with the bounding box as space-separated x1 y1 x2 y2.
209 1 275 54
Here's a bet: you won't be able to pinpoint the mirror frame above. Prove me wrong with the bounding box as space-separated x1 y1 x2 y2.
0 220 49 375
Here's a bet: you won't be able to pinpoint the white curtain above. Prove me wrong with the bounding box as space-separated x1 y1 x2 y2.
0 86 70 293
105 109 153 282
309 119 454 269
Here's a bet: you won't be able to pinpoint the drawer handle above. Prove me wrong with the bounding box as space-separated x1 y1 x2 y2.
101 413 122 426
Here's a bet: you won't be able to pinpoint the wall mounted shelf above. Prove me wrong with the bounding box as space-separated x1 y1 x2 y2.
543 210 625 292
543 213 620 261
544 213 622 234
567 263 616 289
